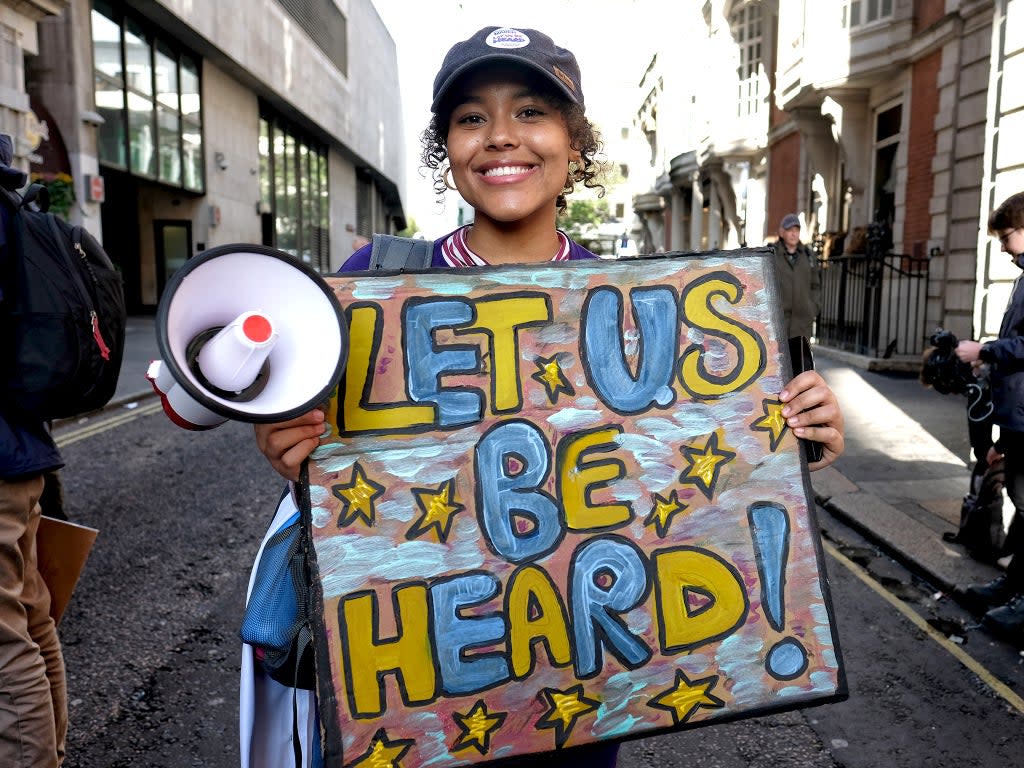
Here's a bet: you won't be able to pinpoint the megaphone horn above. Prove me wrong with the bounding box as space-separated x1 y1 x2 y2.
147 244 346 430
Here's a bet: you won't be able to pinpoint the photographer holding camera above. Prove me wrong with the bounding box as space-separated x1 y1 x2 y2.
922 330 1001 558
956 190 1024 639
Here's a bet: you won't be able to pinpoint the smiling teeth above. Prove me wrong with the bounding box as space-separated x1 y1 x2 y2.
483 166 531 177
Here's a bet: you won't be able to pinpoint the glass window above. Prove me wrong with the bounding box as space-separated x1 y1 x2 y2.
182 118 203 190
844 0 892 27
157 106 181 184
731 4 763 118
127 91 155 176
180 56 200 120
276 131 294 256
93 2 125 167
259 110 330 270
155 42 179 110
95 73 126 167
319 148 329 265
259 118 272 207
91 2 123 82
124 19 152 96
876 104 902 142
92 2 203 192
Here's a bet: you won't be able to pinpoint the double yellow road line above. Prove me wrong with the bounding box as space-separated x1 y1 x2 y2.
824 539 1024 714
54 399 164 448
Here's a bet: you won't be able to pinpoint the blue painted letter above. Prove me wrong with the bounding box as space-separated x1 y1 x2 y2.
475 420 563 563
582 286 678 414
404 298 483 427
431 572 510 696
570 536 652 677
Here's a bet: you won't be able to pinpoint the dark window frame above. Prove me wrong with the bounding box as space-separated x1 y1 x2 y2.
259 111 330 272
91 0 205 193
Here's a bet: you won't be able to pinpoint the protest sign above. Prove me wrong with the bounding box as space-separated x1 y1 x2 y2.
306 249 845 766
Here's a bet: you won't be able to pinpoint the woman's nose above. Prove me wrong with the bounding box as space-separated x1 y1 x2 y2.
487 117 517 148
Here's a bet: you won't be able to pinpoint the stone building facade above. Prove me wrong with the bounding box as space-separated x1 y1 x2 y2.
1 0 406 311
632 0 1023 358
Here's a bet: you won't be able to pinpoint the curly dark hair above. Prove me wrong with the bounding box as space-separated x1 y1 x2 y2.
420 74 604 215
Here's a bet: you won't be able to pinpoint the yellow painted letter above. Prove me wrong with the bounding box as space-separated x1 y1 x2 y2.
678 272 766 399
506 565 572 678
466 295 551 413
340 584 436 716
654 546 749 652
342 304 435 433
558 425 633 530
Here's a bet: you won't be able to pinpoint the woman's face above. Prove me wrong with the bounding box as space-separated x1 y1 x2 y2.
445 65 578 228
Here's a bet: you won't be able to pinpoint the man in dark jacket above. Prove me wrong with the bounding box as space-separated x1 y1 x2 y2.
956 190 1024 640
0 133 67 767
772 213 822 340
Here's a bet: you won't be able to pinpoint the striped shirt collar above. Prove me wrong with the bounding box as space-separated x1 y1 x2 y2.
440 225 571 267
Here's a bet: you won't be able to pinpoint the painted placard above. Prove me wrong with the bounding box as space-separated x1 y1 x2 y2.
306 249 845 766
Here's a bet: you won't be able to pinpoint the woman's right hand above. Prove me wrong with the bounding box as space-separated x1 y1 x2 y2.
254 409 328 482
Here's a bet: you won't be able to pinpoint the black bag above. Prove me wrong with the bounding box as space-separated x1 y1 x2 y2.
0 184 126 420
944 457 1007 563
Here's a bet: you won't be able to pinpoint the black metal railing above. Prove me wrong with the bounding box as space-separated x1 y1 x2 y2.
816 250 930 359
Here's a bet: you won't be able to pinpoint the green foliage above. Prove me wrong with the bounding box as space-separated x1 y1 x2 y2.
558 199 611 241
31 173 75 220
397 216 419 238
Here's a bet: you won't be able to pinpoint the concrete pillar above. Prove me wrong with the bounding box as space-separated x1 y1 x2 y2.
690 171 704 249
790 105 840 231
830 90 871 231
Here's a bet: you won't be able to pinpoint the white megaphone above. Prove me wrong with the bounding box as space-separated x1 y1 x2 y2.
147 244 346 430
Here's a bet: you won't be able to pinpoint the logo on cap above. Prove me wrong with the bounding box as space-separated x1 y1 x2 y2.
552 66 577 93
485 28 531 49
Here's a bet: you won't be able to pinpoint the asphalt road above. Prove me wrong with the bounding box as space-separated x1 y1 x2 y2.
51 399 1023 767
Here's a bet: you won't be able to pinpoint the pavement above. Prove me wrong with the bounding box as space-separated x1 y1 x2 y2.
102 315 1004 601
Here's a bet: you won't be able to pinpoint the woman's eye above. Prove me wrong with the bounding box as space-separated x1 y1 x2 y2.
519 107 544 118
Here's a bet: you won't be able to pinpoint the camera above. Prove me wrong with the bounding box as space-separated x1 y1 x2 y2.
921 329 980 396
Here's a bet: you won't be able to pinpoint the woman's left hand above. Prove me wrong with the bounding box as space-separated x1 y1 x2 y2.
779 370 844 471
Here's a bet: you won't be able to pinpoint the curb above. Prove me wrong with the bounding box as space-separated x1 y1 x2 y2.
813 468 1001 607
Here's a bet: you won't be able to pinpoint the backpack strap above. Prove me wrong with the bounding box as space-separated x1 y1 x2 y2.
369 234 433 271
20 183 50 213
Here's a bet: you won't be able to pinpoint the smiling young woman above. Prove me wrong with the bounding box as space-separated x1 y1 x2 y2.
242 25 847 768
442 66 581 262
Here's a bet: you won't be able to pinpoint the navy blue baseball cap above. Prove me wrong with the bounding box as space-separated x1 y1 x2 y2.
431 26 584 112
780 213 801 230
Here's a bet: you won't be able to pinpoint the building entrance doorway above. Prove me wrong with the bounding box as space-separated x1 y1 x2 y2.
154 220 192 299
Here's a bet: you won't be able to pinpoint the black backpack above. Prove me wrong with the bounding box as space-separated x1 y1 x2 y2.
945 457 1008 564
0 184 126 420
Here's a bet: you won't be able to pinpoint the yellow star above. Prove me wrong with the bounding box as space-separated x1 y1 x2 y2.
333 462 384 528
407 478 465 543
531 355 575 404
452 699 507 754
536 684 600 747
679 432 735 499
751 398 788 451
648 669 725 725
645 489 688 538
347 728 414 768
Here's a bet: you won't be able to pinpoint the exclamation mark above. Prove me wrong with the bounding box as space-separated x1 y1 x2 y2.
748 502 808 681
